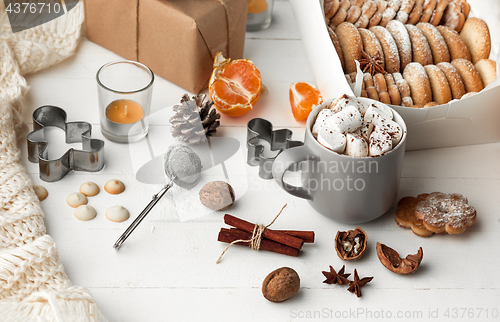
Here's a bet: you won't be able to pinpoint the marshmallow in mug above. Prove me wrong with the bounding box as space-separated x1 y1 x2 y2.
312 108 334 137
329 95 368 115
325 105 363 134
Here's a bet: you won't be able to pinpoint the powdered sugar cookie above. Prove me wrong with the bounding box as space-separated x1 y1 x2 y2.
354 0 377 28
403 62 433 107
79 182 100 197
407 0 424 25
385 73 402 105
423 102 439 107
33 185 48 201
437 62 466 99
424 65 452 104
325 0 341 18
368 11 383 27
328 26 346 72
363 73 380 101
441 1 465 32
380 0 401 27
374 73 392 104
395 0 415 23
330 0 351 27
451 58 484 93
358 28 385 70
460 17 491 64
346 0 363 23
475 59 497 87
386 20 412 71
405 24 433 66
417 22 450 64
336 22 364 73
460 1 470 19
370 26 401 73
66 192 88 208
437 25 471 61
393 72 414 106
429 0 448 26
419 0 437 23
460 92 477 99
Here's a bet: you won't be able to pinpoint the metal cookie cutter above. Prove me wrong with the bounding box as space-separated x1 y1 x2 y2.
27 105 105 182
247 118 303 179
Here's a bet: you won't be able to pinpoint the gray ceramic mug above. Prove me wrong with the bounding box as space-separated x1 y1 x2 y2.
272 99 407 223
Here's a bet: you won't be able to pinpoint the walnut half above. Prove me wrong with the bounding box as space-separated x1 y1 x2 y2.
335 227 368 260
376 242 423 275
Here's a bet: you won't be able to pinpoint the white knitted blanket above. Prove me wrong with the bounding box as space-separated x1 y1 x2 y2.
0 2 106 321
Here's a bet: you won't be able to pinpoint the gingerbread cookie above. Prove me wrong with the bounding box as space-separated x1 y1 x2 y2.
385 73 402 105
395 194 434 237
451 58 484 93
429 0 448 26
328 26 346 72
417 22 450 64
407 0 424 25
386 20 412 71
403 62 433 107
370 26 401 73
437 62 467 99
460 17 491 64
475 59 497 87
424 64 452 104
336 22 364 74
405 24 433 66
358 28 385 70
419 0 437 23
415 192 476 234
436 25 471 61
354 0 377 28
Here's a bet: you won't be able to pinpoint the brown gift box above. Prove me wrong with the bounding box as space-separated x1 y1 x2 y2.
84 0 247 94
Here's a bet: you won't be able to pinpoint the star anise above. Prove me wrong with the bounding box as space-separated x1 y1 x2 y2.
358 51 386 76
322 265 351 285
347 269 373 298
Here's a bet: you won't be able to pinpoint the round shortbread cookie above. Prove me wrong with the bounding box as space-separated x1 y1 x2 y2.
385 73 402 105
436 25 471 61
370 26 401 73
429 0 448 26
368 11 383 27
401 97 415 107
441 1 465 33
405 24 433 66
358 28 385 70
366 87 380 100
363 72 375 87
373 73 388 93
324 0 340 18
460 1 470 19
451 58 484 93
417 22 450 64
380 0 401 27
328 26 346 72
411 220 435 237
424 64 452 105
437 62 467 99
403 62 433 107
336 22 364 73
395 0 415 24
379 91 392 104
330 0 351 27
423 101 439 107
393 72 412 97
354 0 377 28
407 0 424 25
475 59 497 87
360 89 368 97
460 92 477 99
460 17 491 64
386 20 412 71
346 0 363 23
419 0 437 23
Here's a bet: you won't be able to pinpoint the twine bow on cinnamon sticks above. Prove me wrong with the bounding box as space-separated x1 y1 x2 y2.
216 204 315 264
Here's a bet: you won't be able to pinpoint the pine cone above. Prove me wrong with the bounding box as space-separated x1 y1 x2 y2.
169 94 221 144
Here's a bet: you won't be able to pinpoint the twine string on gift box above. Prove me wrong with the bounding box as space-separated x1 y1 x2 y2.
216 204 287 264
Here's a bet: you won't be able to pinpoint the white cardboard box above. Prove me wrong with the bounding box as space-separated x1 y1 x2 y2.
291 0 500 150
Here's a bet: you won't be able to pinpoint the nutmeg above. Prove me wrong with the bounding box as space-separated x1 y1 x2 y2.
335 227 367 260
262 267 300 302
376 242 423 275
199 181 235 211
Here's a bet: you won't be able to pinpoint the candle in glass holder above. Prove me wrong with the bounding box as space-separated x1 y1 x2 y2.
106 99 144 124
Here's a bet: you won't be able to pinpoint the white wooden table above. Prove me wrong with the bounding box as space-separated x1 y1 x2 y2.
19 1 500 321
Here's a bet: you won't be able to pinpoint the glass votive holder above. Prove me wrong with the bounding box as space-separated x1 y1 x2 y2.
246 0 274 31
97 60 154 143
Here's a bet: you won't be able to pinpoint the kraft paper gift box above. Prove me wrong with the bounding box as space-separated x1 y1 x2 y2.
84 0 247 94
290 0 500 150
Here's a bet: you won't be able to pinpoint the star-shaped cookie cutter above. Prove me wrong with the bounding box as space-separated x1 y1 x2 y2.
247 118 303 180
27 105 105 182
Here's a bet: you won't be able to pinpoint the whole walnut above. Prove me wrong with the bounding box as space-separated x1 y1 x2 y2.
262 267 300 302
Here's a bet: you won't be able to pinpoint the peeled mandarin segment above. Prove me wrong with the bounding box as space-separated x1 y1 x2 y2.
248 0 268 14
289 82 323 121
209 52 262 117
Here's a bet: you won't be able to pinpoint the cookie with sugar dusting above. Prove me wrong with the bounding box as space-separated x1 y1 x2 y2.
395 194 433 237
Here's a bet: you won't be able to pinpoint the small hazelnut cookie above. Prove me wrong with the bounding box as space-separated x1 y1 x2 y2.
67 192 88 208
104 179 126 195
79 182 100 197
33 185 48 201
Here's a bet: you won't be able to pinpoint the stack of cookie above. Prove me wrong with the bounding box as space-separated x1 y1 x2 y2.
326 0 497 108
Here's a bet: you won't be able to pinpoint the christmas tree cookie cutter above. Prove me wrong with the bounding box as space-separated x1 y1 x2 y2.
27 105 105 182
247 118 303 180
